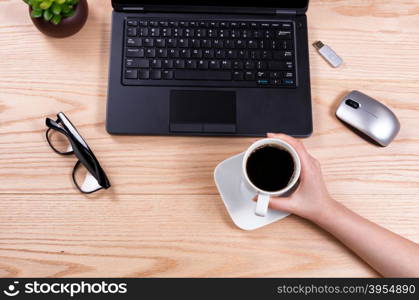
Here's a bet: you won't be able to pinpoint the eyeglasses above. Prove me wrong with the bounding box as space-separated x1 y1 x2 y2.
45 112 111 194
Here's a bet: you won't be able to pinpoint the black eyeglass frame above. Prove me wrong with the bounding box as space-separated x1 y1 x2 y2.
45 112 111 193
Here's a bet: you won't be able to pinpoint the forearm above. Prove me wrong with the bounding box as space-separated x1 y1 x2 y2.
311 199 419 277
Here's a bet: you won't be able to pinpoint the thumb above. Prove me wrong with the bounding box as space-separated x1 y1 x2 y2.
268 196 296 213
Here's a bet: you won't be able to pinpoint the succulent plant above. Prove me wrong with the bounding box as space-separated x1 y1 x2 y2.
23 0 80 25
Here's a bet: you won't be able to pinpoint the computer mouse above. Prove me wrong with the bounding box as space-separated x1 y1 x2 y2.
336 90 400 147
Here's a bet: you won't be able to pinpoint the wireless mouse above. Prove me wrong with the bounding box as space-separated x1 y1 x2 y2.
336 90 400 147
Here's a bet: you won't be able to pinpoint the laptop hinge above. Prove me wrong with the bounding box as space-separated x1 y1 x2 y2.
275 9 297 15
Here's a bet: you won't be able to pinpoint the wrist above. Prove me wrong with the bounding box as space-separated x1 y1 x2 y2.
310 196 340 225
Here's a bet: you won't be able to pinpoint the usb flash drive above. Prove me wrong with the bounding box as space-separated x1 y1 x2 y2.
313 41 343 68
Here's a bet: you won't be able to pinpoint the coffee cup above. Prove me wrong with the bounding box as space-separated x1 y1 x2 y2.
242 138 301 217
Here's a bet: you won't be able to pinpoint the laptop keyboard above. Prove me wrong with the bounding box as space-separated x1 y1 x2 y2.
123 19 296 88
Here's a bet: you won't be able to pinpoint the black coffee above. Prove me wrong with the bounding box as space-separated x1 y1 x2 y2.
246 145 295 192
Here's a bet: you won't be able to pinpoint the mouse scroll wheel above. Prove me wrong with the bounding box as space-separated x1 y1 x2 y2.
345 99 360 109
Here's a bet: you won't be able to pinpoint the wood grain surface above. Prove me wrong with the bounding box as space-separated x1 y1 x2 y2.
0 0 418 277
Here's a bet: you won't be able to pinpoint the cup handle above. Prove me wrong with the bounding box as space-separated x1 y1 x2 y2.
255 194 270 217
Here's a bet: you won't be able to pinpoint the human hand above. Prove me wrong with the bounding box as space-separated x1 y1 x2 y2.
260 133 336 222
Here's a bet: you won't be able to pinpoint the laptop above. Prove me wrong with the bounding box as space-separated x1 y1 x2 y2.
106 0 312 137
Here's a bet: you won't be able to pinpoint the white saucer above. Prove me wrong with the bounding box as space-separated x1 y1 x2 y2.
214 153 290 230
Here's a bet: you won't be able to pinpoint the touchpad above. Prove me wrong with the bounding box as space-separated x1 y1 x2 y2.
170 90 237 133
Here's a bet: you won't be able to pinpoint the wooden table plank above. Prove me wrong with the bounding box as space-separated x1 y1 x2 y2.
0 0 418 277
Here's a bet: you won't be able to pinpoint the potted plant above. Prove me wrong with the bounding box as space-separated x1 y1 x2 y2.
23 0 88 38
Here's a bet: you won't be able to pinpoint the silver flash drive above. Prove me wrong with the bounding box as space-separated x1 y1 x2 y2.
313 41 343 68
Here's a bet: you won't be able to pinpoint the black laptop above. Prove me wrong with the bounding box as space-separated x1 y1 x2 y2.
106 0 312 137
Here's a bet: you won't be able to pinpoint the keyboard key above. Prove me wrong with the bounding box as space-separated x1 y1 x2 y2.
202 39 212 48
127 19 138 26
126 48 144 58
213 39 224 48
244 71 255 80
232 71 244 80
127 27 137 37
168 49 179 58
257 79 269 85
282 40 293 49
125 59 149 68
178 38 189 47
150 59 162 68
162 59 173 68
261 51 272 60
233 61 243 70
180 49 191 58
215 50 225 58
281 23 292 29
139 20 148 26
186 59 197 69
175 70 231 80
192 49 203 58
244 61 255 69
126 38 142 47
155 38 166 47
145 48 156 58
248 40 257 49
277 30 292 39
283 79 295 85
125 69 138 79
270 71 282 79
167 38 177 47
139 70 150 79
191 39 201 48
203 49 214 58
183 28 194 37
150 70 162 79
226 50 237 59
143 38 154 47
162 28 172 37
268 61 288 70
219 29 230 38
236 39 246 49
157 48 168 58
256 61 267 70
150 28 160 37
198 60 209 69
237 50 248 59
209 60 221 69
284 71 294 78
256 71 268 79
162 70 174 79
139 27 148 37
174 59 185 68
221 60 232 69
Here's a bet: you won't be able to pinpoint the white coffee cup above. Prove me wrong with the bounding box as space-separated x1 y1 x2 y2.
242 138 301 217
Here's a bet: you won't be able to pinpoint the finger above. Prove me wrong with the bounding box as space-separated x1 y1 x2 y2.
252 195 295 213
266 133 310 165
266 133 306 153
268 196 296 213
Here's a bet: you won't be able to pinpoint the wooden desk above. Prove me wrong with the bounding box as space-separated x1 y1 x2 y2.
0 0 418 277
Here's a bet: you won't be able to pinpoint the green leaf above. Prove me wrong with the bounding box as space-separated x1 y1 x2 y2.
30 9 42 18
51 14 62 25
62 9 75 18
56 0 66 3
51 3 62 15
39 1 52 10
43 9 53 21
62 4 71 13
